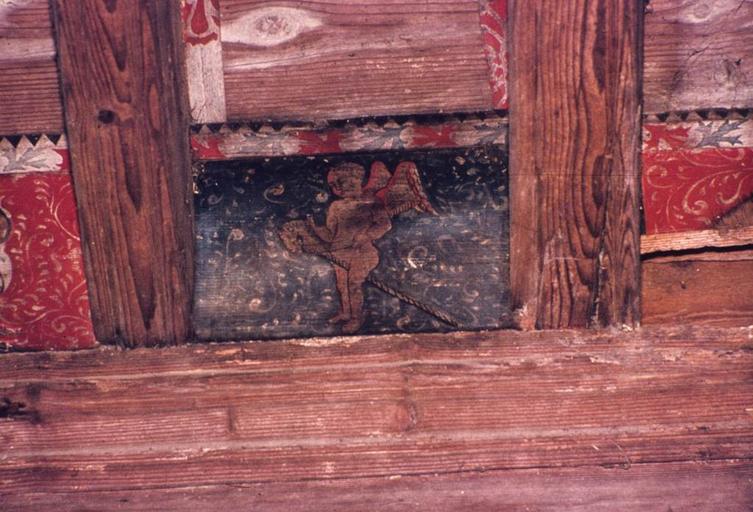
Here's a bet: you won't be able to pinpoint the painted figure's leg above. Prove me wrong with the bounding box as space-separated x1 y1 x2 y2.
342 246 379 334
329 264 351 323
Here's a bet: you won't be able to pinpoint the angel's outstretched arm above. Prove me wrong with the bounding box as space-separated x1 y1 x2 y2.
307 214 334 243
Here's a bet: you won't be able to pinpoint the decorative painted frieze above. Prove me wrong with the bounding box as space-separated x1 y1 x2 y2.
0 134 69 175
181 0 226 124
479 0 508 109
190 115 508 160
0 172 96 351
642 118 753 234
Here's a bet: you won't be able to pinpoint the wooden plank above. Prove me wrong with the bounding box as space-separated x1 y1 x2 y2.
181 0 227 123
3 461 753 511
644 0 753 114
641 225 753 254
508 0 642 328
0 0 64 134
50 0 194 346
1 326 752 494
191 115 508 160
220 0 494 121
643 249 753 327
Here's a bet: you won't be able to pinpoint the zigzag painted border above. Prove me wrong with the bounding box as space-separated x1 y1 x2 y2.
643 108 753 124
0 134 69 175
643 119 753 152
190 114 509 160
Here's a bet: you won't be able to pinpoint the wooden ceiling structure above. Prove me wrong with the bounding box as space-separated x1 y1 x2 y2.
1 0 752 509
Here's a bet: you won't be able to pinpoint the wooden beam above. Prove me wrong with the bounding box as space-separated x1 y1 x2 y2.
5 461 753 511
51 0 194 346
508 0 642 328
1 326 752 500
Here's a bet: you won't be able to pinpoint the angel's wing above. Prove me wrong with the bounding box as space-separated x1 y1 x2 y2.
375 161 436 217
363 161 392 196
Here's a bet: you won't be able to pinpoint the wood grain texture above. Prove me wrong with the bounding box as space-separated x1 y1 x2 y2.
1 326 752 499
0 0 63 134
508 0 642 329
715 198 753 230
644 0 753 114
643 249 753 327
50 0 194 346
220 0 494 121
641 225 753 254
4 461 753 511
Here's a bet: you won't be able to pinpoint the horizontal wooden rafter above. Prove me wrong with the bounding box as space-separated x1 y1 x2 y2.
4 461 753 511
1 325 752 499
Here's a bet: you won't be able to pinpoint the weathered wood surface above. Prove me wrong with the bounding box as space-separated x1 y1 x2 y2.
1 326 752 503
0 0 63 134
220 0 494 121
51 1 194 346
715 199 753 230
508 0 642 328
644 0 753 114
643 250 753 327
1 0 752 135
4 461 753 511
641 225 753 254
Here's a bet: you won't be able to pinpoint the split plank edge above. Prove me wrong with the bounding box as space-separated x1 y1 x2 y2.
641 226 753 255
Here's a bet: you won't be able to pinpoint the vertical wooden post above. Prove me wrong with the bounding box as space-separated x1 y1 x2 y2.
508 0 642 328
51 0 194 346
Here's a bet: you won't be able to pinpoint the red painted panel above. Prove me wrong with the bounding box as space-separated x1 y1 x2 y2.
642 147 753 234
479 0 508 109
181 0 220 46
0 172 96 351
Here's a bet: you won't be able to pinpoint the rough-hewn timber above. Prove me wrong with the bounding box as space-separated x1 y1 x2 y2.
50 0 194 346
1 326 752 509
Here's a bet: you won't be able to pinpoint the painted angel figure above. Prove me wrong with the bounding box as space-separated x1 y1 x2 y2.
280 160 436 334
